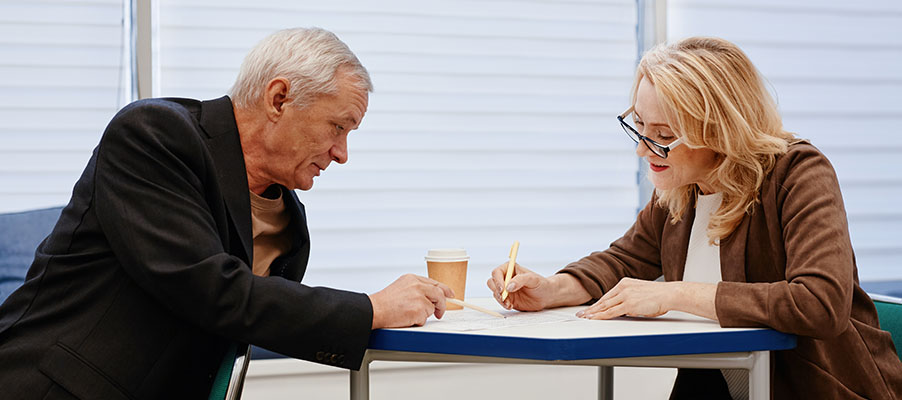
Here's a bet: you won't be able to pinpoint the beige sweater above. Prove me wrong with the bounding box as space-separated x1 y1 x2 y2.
560 142 902 399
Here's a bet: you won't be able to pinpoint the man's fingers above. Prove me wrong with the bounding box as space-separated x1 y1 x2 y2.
435 281 455 299
431 285 447 315
421 281 446 303
415 274 439 285
431 295 445 319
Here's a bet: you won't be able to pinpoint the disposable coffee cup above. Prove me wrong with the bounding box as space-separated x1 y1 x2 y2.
425 249 469 310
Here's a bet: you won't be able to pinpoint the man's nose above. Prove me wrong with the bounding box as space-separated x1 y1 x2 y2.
331 136 348 164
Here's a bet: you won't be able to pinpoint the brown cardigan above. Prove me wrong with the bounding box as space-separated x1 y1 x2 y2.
560 142 902 399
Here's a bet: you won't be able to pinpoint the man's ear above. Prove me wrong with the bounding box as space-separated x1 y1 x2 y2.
264 77 291 121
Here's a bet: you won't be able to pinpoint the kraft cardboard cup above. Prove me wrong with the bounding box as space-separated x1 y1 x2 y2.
425 249 469 310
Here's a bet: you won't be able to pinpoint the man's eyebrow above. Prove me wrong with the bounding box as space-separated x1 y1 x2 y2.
338 114 358 127
634 110 670 128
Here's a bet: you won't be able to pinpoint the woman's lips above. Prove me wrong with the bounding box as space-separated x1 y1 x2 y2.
649 163 669 172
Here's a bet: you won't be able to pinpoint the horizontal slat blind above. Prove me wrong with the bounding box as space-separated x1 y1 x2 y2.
668 0 902 280
158 0 640 296
0 0 127 212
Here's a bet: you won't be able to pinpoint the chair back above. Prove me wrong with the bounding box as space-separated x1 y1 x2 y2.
208 342 251 400
871 293 902 360
0 206 63 304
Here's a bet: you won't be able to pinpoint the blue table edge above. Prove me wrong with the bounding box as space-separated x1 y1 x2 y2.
367 329 796 361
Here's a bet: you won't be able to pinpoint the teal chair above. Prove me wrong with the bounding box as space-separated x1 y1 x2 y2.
209 342 252 400
870 293 902 360
1 207 252 399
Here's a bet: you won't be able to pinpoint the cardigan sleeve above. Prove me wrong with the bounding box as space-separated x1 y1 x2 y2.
557 194 667 300
715 145 854 339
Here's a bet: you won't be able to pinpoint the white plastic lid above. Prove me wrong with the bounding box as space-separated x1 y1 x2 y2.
424 248 469 262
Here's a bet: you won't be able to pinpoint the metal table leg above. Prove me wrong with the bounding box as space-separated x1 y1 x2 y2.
749 351 770 400
350 354 371 400
598 366 614 400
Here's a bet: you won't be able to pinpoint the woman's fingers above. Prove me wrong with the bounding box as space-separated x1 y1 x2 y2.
577 289 623 317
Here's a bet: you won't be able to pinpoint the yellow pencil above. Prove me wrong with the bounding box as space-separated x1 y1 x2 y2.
501 241 520 301
447 298 505 318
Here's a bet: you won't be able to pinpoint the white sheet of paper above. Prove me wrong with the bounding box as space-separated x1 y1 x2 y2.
426 308 581 332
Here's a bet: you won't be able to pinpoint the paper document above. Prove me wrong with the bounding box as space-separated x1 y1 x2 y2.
426 308 580 332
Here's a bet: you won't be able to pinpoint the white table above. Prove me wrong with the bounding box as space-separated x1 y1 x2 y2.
350 298 795 400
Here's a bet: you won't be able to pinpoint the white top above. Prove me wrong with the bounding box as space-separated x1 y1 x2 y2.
679 192 750 400
681 192 723 284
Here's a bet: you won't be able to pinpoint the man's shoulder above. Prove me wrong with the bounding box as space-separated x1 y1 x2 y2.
102 98 209 146
114 97 202 127
91 98 221 174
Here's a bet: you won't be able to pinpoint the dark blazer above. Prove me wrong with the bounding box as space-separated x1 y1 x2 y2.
561 142 902 399
0 96 374 399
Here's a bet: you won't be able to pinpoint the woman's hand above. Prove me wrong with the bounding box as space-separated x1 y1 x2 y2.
487 263 592 311
487 263 550 311
576 278 717 321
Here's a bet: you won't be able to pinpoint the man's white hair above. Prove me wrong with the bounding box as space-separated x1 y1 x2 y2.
229 27 373 109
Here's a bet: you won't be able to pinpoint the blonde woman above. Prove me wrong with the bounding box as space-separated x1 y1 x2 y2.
488 37 902 399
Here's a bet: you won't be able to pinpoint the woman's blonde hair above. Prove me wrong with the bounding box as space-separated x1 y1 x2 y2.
634 37 795 241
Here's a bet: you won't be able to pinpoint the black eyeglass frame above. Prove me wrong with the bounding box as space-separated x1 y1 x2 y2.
617 105 684 158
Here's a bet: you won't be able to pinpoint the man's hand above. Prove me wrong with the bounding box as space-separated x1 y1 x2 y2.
369 274 454 329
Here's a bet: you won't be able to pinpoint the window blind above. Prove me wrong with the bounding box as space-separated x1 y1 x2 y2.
0 0 127 212
158 0 640 296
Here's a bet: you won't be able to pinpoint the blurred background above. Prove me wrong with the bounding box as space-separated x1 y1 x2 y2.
1 0 899 397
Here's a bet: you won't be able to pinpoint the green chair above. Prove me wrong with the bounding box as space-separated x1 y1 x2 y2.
208 342 252 400
870 293 902 360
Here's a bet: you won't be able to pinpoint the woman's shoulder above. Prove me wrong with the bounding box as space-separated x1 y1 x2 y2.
769 139 841 193
774 139 834 173
783 138 822 158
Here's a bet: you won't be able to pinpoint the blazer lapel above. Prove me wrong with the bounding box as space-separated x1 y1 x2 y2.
719 212 750 282
662 203 694 282
278 188 311 282
198 96 253 263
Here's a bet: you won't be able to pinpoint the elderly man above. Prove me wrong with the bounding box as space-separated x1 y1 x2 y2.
0 28 452 398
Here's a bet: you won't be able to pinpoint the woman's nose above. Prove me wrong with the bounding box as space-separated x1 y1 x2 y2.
635 139 654 158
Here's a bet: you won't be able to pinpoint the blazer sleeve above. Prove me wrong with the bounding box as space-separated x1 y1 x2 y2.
557 194 666 300
92 101 373 369
715 146 854 339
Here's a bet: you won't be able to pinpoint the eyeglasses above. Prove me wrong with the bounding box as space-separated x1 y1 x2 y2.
617 106 683 158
